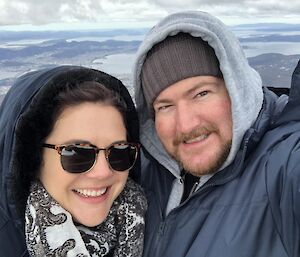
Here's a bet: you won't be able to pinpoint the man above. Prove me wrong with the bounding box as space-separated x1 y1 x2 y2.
133 11 300 257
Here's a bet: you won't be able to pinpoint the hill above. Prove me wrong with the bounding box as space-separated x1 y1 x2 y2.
248 53 300 87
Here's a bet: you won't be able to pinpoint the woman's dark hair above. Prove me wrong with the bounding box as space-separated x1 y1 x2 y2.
11 68 138 221
53 81 128 136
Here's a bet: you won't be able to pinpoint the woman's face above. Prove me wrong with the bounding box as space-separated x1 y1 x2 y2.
40 102 129 227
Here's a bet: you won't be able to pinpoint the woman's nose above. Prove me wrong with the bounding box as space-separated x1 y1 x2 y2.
85 152 113 178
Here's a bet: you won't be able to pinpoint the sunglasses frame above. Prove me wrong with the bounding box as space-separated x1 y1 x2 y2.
42 141 140 173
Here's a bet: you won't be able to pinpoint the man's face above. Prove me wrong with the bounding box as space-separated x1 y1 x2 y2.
153 76 232 176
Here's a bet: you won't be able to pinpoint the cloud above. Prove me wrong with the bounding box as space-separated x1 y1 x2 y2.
0 0 299 27
99 0 166 22
155 0 300 18
0 0 105 25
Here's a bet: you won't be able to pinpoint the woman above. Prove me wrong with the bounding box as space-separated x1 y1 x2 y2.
0 66 147 256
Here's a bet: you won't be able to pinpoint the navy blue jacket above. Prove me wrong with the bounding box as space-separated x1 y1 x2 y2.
140 61 300 257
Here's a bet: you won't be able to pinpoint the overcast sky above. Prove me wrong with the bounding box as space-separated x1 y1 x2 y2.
1 0 300 30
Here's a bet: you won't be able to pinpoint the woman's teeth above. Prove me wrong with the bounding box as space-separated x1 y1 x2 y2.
74 188 107 197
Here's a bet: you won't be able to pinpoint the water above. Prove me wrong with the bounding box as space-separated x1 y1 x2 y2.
0 70 22 80
0 38 52 49
92 53 137 74
243 42 300 57
0 35 145 48
0 86 11 94
1 28 299 86
233 29 300 38
89 41 300 75
67 35 145 43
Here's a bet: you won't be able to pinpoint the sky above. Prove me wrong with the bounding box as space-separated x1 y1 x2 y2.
0 0 300 31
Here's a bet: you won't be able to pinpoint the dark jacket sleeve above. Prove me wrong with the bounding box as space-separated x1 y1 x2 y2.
289 59 300 225
279 142 300 256
266 60 300 256
0 205 28 257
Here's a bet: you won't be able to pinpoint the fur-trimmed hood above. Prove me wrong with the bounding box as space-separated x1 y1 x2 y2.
133 11 264 179
0 66 139 230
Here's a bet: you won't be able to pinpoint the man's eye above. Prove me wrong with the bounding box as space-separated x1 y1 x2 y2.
155 105 172 112
195 91 208 98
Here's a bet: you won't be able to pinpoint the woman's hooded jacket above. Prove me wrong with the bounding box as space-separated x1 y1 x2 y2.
0 66 140 256
133 11 300 257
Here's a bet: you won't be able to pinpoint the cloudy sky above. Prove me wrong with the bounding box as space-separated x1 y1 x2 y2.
0 0 300 30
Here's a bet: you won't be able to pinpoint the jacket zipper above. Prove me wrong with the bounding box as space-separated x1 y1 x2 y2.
184 136 250 206
188 180 199 198
153 174 185 256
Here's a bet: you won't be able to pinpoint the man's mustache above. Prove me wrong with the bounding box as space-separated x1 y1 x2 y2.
173 125 218 146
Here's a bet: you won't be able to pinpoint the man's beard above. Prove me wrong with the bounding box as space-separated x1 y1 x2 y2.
171 125 232 176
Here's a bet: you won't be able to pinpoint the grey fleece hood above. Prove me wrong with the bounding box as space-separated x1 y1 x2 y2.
133 11 264 179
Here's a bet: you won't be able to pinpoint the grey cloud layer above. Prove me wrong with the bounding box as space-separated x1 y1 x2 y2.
0 0 104 25
155 0 300 16
0 0 299 26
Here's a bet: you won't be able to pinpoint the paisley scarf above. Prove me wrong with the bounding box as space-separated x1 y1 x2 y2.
25 178 147 257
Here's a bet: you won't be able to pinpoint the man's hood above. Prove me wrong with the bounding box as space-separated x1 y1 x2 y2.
0 66 139 226
133 11 264 179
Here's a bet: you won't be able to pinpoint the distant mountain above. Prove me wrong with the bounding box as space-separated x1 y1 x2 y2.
1 53 298 91
0 29 299 99
0 39 140 60
0 39 141 82
249 53 300 88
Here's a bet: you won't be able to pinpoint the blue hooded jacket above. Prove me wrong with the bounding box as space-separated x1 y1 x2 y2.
133 11 300 257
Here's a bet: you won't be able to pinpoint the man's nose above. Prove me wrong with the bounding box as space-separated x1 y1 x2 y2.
176 103 200 134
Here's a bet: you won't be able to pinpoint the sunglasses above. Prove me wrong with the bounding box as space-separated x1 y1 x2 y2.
42 141 140 173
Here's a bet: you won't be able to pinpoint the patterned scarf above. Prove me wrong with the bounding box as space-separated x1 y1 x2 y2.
25 178 147 257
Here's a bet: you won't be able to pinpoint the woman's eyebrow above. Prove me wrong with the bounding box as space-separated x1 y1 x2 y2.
60 139 91 145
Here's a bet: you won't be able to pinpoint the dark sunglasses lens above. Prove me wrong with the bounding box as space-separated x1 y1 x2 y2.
61 145 95 173
108 144 137 171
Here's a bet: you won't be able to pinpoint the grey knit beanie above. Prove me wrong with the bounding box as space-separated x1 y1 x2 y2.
141 33 222 111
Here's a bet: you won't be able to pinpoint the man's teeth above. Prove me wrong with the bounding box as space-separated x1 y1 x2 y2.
74 188 107 197
184 134 208 144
